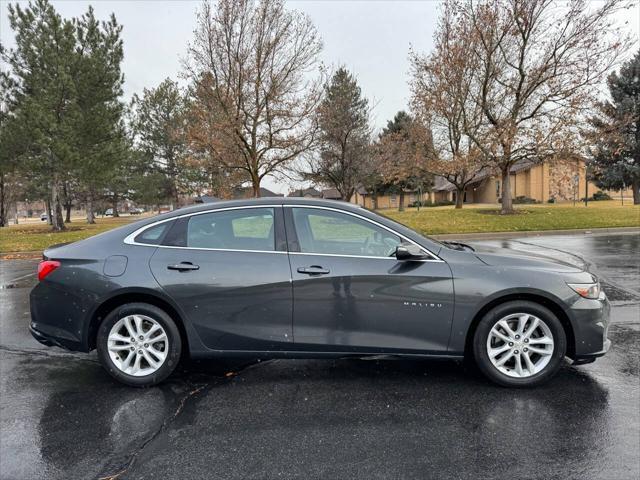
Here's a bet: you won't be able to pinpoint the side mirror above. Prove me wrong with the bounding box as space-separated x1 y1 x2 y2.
395 244 428 261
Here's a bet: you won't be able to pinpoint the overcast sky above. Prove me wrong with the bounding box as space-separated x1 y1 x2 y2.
1 0 638 193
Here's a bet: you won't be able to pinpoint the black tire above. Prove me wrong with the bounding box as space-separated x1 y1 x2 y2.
96 302 182 387
473 300 566 387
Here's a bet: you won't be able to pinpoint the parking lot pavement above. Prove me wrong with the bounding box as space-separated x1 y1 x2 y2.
0 233 638 480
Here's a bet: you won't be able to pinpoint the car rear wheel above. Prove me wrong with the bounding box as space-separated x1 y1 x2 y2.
473 301 566 387
96 303 181 387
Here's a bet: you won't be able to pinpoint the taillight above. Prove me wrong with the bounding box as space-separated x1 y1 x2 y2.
38 260 61 281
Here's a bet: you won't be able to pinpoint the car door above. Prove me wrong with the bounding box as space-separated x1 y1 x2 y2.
148 206 293 351
285 206 454 353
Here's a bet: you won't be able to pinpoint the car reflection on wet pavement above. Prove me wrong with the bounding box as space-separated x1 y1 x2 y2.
1 232 638 480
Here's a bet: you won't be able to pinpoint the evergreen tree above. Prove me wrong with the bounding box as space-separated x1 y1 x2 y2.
72 6 125 223
306 68 371 200
6 0 79 230
130 79 187 209
0 43 20 227
588 50 640 204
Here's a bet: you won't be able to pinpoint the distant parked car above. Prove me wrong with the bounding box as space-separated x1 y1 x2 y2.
40 213 48 221
29 198 610 388
104 209 114 216
129 207 144 215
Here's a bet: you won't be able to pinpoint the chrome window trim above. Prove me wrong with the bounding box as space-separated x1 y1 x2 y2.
148 245 287 255
288 251 427 261
284 204 443 262
123 203 442 262
123 205 281 252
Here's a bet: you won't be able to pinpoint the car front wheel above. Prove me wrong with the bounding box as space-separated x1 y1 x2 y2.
473 301 566 387
96 303 182 387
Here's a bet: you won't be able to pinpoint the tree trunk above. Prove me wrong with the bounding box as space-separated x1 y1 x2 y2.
46 198 52 226
63 183 72 222
112 193 119 217
0 174 6 227
172 186 179 210
633 178 639 205
455 187 464 209
86 193 95 224
50 179 65 231
398 191 405 211
251 173 261 198
500 168 514 214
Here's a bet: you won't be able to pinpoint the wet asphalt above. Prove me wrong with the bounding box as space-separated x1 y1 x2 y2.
0 233 638 480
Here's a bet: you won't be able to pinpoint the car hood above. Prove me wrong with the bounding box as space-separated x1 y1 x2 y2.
471 245 585 273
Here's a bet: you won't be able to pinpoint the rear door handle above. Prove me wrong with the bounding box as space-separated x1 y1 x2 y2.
297 265 330 275
167 262 200 271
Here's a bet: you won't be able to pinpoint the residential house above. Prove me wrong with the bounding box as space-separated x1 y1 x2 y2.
233 187 284 199
321 188 342 200
288 187 322 198
353 157 633 209
352 187 429 209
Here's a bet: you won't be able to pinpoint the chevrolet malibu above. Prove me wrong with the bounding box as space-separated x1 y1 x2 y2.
29 198 610 387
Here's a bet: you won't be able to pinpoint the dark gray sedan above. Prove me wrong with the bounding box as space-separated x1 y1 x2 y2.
29 198 610 387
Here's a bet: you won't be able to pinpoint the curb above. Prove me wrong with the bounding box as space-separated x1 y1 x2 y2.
0 251 42 260
432 226 640 241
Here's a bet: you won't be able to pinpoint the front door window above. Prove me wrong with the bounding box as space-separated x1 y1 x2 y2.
291 208 401 257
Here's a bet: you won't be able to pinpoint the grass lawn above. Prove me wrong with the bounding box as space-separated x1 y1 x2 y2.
0 216 139 255
0 201 638 255
382 200 640 236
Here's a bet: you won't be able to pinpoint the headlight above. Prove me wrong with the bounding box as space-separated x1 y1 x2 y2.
567 282 601 300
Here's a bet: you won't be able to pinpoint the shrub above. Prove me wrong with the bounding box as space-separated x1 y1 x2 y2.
409 200 455 208
513 196 539 204
591 191 612 201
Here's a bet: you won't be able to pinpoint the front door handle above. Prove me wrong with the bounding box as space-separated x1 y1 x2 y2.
297 265 330 275
167 262 200 271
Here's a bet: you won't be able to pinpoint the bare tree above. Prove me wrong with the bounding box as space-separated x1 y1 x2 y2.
185 0 323 197
451 0 630 213
410 3 487 209
375 112 432 211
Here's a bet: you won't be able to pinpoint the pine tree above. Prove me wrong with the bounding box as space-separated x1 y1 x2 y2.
72 6 125 223
306 68 371 200
588 50 640 204
6 0 79 230
130 79 187 210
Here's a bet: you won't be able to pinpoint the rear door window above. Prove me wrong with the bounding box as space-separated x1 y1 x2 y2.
186 208 276 251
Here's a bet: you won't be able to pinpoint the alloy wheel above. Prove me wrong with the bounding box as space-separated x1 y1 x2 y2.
107 314 169 377
486 313 554 378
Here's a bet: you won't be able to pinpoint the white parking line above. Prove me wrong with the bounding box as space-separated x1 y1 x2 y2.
6 272 36 283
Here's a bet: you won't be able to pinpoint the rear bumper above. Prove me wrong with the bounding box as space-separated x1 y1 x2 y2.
29 324 73 350
29 283 88 352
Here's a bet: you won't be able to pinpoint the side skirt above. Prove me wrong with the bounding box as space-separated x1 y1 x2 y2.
188 349 465 361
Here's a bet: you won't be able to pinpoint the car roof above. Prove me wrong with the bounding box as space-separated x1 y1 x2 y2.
169 197 366 217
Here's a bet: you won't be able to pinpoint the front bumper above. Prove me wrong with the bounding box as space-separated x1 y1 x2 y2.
570 292 611 362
